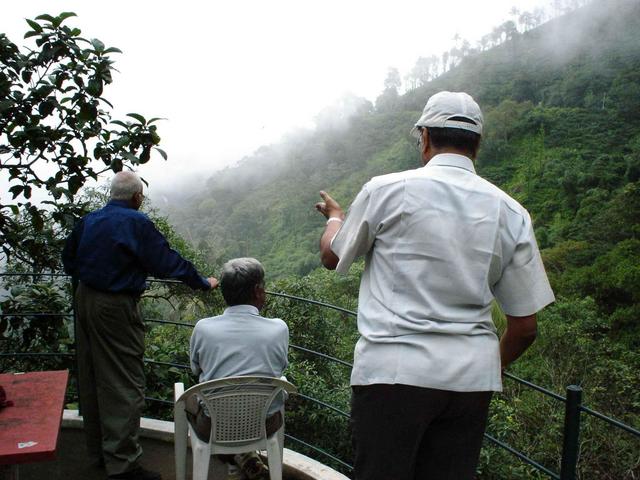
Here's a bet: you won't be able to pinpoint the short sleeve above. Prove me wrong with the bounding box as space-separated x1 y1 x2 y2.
189 325 202 377
330 186 376 275
492 212 555 316
281 322 289 371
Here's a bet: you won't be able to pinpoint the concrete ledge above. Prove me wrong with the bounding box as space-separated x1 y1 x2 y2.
63 410 349 480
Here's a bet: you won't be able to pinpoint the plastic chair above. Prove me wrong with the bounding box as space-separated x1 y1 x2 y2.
174 376 297 480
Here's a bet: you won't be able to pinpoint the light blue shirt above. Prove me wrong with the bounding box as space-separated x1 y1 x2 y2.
331 153 555 392
190 305 289 413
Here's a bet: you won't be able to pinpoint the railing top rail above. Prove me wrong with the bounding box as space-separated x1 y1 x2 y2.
0 272 69 277
503 371 567 402
266 291 357 317
484 433 560 479
285 434 354 471
580 405 640 438
290 344 353 369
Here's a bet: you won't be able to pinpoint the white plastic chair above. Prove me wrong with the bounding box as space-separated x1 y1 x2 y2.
174 376 297 480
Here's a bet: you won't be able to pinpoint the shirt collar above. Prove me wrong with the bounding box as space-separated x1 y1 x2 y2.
224 304 260 316
424 153 476 174
107 199 133 209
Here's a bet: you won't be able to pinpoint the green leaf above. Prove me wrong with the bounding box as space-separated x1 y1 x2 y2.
24 31 40 39
38 99 55 118
9 185 24 199
126 113 146 125
91 38 105 53
147 117 167 125
111 120 129 128
68 174 83 194
139 146 151 164
8 205 19 216
35 14 55 22
86 78 103 97
78 102 98 122
52 12 77 28
29 207 44 231
113 135 131 149
154 147 168 161
122 152 139 164
110 158 123 172
98 97 114 108
26 19 43 33
69 28 81 36
58 12 77 22
103 47 123 55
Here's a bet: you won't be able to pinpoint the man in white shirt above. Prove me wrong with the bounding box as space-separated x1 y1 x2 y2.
315 91 555 480
189 257 289 479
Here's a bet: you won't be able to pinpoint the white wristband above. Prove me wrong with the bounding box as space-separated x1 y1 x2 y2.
326 217 343 225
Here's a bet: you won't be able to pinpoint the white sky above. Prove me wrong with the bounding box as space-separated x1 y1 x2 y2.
3 0 548 198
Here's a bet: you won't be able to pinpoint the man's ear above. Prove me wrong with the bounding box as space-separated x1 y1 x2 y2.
254 283 265 298
422 129 430 156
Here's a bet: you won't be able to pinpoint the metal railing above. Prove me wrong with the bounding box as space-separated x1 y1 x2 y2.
1 272 639 479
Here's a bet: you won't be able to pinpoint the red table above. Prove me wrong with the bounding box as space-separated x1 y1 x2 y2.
0 370 69 478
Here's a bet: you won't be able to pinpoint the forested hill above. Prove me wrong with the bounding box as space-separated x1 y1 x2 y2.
165 0 640 305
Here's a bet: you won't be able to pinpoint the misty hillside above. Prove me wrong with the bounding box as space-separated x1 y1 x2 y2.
144 4 640 475
165 0 640 282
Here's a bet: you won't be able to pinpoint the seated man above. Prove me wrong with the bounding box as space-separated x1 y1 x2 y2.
189 257 289 479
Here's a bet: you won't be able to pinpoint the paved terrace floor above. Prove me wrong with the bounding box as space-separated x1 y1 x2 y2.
18 428 298 480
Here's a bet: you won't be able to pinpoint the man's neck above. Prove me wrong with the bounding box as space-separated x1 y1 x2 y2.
424 148 474 165
108 198 137 210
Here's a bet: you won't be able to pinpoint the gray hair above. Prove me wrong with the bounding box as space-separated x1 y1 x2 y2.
110 171 143 200
220 257 265 306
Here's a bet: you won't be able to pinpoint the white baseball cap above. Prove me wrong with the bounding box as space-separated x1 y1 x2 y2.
411 91 483 137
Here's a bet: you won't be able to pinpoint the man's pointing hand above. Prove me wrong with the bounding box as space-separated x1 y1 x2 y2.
315 191 345 220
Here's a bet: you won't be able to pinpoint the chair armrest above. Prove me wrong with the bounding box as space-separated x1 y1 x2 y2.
174 382 185 403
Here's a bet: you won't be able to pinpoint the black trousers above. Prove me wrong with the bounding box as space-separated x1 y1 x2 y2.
351 384 492 480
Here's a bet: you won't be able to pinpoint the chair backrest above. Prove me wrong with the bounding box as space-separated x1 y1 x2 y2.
177 376 297 447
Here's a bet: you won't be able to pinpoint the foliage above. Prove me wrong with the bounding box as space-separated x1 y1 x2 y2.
0 276 70 354
0 12 166 267
0 275 75 401
481 297 640 479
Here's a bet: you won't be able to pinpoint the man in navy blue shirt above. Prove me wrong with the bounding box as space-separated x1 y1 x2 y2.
63 171 217 480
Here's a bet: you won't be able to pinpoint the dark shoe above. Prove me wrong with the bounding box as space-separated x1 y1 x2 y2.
235 451 269 480
108 467 162 480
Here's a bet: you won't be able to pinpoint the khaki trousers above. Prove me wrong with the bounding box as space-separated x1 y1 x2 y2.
75 282 145 476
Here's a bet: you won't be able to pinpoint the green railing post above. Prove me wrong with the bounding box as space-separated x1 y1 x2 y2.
560 385 582 480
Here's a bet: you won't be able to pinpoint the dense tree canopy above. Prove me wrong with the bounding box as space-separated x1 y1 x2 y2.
0 12 166 267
